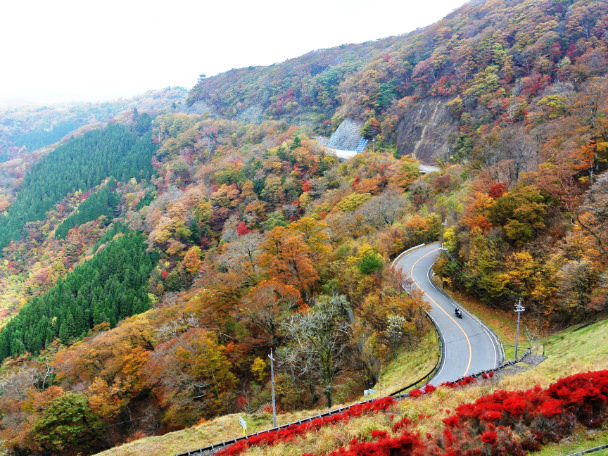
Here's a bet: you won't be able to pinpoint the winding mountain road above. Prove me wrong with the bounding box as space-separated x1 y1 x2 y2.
393 242 503 385
174 242 506 456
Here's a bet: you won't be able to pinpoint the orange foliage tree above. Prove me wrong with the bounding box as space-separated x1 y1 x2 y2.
258 226 320 295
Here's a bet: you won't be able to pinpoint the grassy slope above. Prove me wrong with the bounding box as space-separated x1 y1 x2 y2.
242 319 608 455
514 321 608 456
370 325 439 398
95 326 439 456
97 311 608 455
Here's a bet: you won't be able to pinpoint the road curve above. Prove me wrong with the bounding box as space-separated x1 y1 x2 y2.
393 242 502 385
173 243 503 456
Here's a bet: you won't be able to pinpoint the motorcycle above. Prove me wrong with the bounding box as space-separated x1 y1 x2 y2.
454 308 463 319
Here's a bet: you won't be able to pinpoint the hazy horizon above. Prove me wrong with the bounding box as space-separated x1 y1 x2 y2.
0 0 469 107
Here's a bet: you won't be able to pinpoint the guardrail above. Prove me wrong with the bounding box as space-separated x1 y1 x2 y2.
390 242 426 269
426 263 506 367
174 314 444 456
174 352 536 456
174 243 527 456
174 347 537 456
173 396 410 455
567 443 608 455
389 313 443 398
174 312 444 456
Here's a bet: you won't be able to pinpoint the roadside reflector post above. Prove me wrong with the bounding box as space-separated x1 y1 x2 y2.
239 416 247 436
269 349 277 427
514 298 525 361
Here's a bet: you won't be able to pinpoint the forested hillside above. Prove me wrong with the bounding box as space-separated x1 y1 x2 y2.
0 0 607 454
0 88 185 222
55 178 121 239
0 231 158 359
190 0 608 160
0 124 156 251
187 37 402 129
0 113 442 454
0 87 186 156
189 0 608 325
10 120 82 152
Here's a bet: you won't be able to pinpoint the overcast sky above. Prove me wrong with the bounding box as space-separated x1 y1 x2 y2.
0 0 469 106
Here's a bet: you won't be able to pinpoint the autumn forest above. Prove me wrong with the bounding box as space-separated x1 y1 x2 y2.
0 0 607 454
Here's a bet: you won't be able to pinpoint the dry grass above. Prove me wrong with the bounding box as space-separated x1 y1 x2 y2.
94 408 329 456
237 319 608 455
97 319 608 456
96 327 438 456
369 326 439 397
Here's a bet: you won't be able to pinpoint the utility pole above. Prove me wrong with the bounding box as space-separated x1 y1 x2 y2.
514 298 525 361
440 218 448 250
268 349 277 427
372 137 375 153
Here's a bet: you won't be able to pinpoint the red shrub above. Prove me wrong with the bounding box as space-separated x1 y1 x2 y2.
442 415 459 427
484 410 502 421
480 430 497 445
321 430 425 456
370 429 388 439
392 416 412 433
424 383 437 394
537 398 563 418
219 371 608 456
409 388 423 398
502 395 527 417
216 397 395 456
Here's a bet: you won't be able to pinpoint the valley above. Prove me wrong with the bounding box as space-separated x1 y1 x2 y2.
0 0 607 454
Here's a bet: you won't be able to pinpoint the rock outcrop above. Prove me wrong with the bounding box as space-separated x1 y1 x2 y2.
395 98 457 164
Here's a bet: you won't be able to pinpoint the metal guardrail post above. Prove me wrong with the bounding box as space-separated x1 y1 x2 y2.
175 243 536 456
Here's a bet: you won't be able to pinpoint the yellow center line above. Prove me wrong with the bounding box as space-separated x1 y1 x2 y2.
408 247 473 378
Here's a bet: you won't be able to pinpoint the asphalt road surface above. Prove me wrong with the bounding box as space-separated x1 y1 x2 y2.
393 243 502 385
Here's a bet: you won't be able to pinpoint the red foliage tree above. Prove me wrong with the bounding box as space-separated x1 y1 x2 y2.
235 222 250 236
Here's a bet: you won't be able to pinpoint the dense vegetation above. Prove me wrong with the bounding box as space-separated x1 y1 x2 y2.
187 38 401 131
190 0 608 157
196 0 608 332
0 0 607 454
0 232 158 359
0 124 156 250
0 116 439 454
0 87 186 158
0 88 185 219
10 120 81 151
55 178 121 239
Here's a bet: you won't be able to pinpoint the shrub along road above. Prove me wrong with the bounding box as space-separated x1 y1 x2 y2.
392 242 503 385
175 243 507 455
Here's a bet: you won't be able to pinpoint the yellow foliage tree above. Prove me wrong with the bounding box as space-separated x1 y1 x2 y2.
183 246 202 274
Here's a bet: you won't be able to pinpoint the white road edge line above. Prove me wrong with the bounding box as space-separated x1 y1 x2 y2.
391 243 425 269
426 312 446 384
426 261 500 369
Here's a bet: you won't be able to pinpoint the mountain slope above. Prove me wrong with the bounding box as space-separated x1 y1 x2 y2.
0 0 607 453
94 319 608 456
189 0 608 164
0 124 156 251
